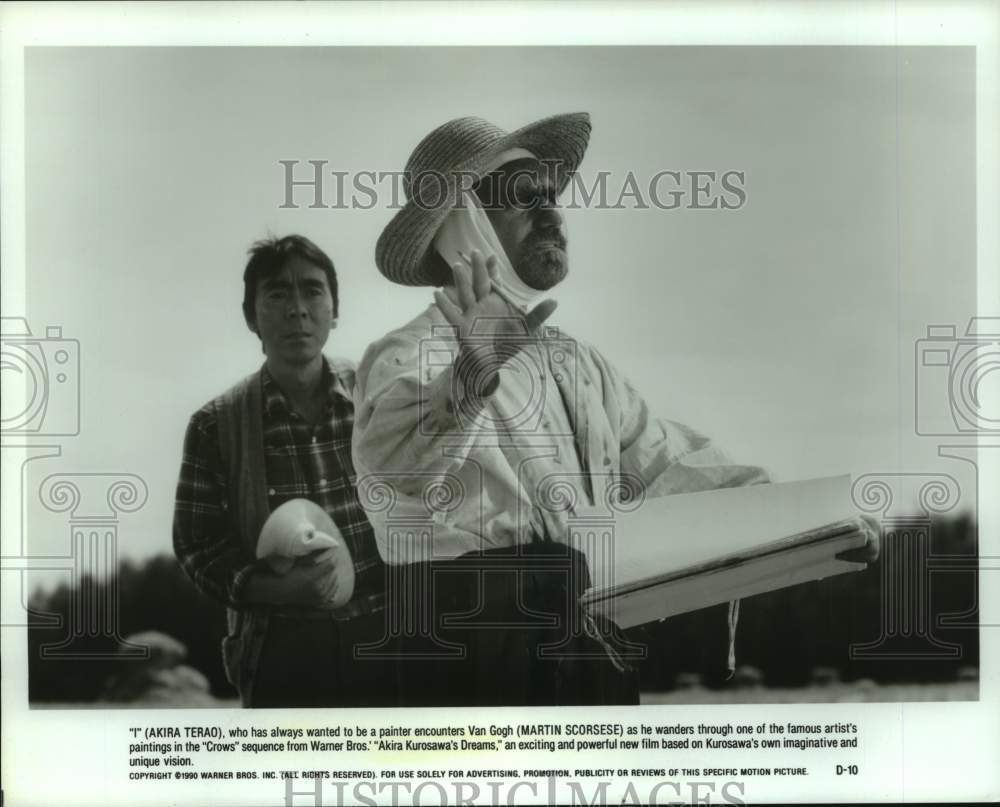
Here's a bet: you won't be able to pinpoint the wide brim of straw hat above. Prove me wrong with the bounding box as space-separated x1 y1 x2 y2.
376 112 591 287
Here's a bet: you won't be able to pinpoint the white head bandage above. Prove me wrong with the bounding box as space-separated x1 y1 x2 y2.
432 147 543 311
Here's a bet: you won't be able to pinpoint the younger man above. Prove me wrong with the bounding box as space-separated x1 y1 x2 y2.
173 235 392 708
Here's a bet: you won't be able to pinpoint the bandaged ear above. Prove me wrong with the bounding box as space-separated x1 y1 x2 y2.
432 147 544 312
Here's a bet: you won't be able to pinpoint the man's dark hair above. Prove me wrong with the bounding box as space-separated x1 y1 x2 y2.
242 234 339 324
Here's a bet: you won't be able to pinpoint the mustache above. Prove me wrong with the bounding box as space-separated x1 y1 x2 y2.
523 226 567 251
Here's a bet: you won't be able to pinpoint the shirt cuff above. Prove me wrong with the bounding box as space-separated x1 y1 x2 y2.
228 560 260 607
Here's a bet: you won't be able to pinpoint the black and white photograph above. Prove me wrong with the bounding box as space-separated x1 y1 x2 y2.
2 3 998 806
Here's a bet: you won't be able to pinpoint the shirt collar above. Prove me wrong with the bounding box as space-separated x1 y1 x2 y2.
262 356 351 418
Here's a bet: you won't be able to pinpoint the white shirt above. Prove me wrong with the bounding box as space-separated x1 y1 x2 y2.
351 301 769 565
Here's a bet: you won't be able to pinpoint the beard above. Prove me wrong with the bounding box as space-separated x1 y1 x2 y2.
511 228 569 290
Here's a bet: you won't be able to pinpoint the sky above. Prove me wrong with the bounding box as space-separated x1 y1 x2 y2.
15 45 978 591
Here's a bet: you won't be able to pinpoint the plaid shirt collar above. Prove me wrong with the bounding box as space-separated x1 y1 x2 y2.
261 356 351 418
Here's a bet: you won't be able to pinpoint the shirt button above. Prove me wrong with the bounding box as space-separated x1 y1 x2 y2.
268 488 276 496
319 478 327 486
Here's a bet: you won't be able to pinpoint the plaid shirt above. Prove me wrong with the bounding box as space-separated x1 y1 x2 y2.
173 356 385 619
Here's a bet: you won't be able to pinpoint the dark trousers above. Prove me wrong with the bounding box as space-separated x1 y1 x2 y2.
386 543 639 707
250 610 397 708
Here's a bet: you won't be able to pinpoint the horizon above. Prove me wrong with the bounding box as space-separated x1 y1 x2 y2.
14 45 979 594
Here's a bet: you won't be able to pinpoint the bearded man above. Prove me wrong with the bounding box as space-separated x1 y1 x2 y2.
351 113 873 706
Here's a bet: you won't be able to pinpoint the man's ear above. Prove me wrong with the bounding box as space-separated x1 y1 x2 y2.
330 317 339 331
246 316 266 354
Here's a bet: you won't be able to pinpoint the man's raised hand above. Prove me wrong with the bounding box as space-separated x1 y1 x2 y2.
433 249 558 397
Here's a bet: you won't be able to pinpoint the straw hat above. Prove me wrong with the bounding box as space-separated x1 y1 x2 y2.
375 112 591 287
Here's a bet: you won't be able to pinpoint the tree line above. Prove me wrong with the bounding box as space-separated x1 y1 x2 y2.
27 513 978 702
